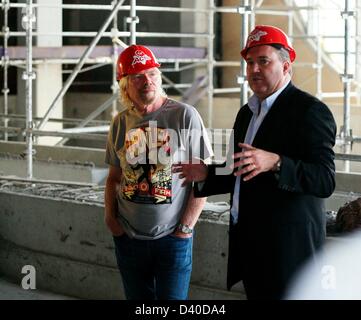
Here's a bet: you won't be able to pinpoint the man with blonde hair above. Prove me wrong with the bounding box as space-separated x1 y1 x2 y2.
104 45 212 300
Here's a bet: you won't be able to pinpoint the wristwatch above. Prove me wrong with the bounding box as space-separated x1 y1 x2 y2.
177 223 193 234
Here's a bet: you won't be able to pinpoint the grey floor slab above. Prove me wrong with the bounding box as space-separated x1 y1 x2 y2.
0 278 77 300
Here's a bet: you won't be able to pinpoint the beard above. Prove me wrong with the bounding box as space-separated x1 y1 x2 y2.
139 88 158 105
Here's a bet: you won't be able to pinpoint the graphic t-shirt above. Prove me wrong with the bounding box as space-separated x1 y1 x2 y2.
122 125 172 204
105 98 213 239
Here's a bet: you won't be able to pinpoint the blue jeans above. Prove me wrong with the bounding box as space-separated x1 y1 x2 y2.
113 233 193 300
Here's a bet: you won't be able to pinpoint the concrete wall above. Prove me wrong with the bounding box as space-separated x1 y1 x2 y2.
0 157 107 184
1 162 360 299
0 141 108 184
0 172 360 300
326 172 361 212
0 191 244 300
0 141 107 167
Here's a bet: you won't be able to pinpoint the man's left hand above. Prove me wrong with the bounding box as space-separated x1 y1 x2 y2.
231 143 280 181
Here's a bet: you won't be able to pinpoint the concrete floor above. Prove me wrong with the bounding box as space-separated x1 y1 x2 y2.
0 278 77 300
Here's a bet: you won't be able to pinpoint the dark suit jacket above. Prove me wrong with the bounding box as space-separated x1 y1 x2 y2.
195 82 336 299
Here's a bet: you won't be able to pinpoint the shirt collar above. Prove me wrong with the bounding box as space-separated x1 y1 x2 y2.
248 80 291 115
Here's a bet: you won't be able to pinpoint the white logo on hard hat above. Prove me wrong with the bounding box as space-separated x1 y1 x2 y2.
132 50 151 66
248 30 268 44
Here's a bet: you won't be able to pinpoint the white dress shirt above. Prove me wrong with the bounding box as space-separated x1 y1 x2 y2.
230 80 290 224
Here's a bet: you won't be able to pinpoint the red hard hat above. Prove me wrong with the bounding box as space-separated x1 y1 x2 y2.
241 25 296 62
116 45 161 80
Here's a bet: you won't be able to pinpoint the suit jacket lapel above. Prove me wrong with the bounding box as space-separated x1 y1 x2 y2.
252 82 295 146
234 107 253 152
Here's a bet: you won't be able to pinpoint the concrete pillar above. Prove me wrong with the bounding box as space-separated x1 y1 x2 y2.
35 0 63 145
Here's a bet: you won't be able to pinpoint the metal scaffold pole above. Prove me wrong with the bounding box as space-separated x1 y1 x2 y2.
250 0 256 30
207 0 215 128
239 0 251 107
36 0 126 131
2 0 10 141
111 0 120 118
341 0 353 172
129 0 138 45
356 0 361 105
23 0 36 179
315 1 323 100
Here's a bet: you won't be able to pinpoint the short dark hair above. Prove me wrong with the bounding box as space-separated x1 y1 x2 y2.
269 43 283 51
270 44 291 63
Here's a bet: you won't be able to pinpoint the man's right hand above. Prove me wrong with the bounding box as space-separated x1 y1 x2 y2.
172 162 209 187
105 214 125 237
112 229 125 237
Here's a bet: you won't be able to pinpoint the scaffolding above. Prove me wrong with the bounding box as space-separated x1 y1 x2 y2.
1 0 360 179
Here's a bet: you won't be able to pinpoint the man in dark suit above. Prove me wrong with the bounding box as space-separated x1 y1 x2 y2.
173 25 337 299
